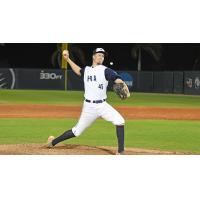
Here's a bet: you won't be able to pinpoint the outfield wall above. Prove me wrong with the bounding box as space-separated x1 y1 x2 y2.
0 68 200 95
0 68 65 90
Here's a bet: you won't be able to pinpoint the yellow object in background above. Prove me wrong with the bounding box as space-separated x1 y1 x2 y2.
61 43 68 69
61 43 68 90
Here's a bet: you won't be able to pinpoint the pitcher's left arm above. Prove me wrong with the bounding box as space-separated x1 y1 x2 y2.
104 68 130 99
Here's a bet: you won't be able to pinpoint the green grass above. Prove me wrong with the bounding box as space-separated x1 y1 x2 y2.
0 89 200 107
1 89 200 154
1 118 200 154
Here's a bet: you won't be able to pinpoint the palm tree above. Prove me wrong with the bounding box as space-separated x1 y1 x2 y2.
131 43 162 71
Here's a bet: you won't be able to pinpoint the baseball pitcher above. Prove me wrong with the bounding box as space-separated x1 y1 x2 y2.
47 48 130 154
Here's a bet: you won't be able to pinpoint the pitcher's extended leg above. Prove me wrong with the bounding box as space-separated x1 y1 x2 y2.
48 106 98 147
51 129 75 146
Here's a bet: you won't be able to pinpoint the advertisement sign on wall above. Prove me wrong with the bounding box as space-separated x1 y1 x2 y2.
16 69 65 90
184 71 200 95
0 68 16 89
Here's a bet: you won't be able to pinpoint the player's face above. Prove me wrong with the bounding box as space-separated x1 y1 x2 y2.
93 53 104 65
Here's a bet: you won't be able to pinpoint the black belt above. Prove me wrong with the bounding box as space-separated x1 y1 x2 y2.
85 99 106 104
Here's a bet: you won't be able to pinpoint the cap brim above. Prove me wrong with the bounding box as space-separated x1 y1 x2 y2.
93 51 108 56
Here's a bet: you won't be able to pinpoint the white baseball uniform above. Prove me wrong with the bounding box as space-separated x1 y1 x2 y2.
72 65 125 137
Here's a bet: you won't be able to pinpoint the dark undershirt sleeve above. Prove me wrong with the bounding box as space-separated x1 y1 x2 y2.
80 67 85 77
104 68 122 81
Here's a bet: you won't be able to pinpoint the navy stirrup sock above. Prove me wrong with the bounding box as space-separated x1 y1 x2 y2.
52 129 75 146
116 125 125 153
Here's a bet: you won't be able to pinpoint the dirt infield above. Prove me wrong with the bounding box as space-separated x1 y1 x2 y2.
0 144 186 155
0 104 200 120
0 104 199 155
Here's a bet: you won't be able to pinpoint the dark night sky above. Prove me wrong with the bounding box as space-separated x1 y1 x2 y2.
0 43 200 71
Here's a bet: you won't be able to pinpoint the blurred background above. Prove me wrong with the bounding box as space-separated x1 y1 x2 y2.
1 43 200 71
0 43 200 95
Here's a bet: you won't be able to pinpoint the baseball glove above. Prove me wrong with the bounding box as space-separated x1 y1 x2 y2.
113 82 130 100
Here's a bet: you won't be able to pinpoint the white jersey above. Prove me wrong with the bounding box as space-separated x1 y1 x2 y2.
72 63 125 138
83 65 108 100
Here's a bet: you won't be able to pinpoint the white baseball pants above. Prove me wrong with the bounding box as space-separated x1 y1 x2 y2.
72 101 125 137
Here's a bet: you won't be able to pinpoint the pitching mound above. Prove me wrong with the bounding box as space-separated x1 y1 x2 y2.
0 144 185 155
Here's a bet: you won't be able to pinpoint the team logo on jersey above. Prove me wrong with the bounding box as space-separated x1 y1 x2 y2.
0 68 16 89
87 75 97 82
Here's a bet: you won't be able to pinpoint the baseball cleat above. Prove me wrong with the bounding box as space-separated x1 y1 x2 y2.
46 136 55 148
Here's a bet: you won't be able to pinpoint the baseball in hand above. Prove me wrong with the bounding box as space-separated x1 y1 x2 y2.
63 50 69 61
